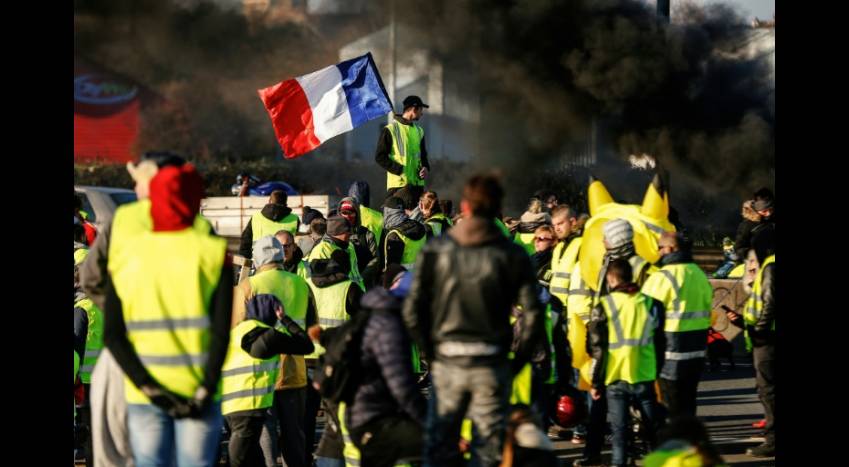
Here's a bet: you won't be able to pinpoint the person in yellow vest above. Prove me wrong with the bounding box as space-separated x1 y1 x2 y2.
347 180 384 242
231 235 317 467
275 230 307 276
643 416 727 467
530 225 557 289
102 164 233 466
375 95 431 205
308 215 365 289
514 197 552 256
338 197 380 287
641 232 713 421
416 190 453 239
297 208 327 257
239 190 301 259
725 250 774 458
548 204 582 311
223 293 314 467
587 259 665 467
382 196 427 272
304 244 364 466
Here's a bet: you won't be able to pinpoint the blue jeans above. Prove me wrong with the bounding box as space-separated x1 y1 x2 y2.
606 381 658 466
314 457 344 467
127 402 223 467
424 360 512 467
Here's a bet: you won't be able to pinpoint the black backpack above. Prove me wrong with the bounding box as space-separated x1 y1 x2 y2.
313 310 371 404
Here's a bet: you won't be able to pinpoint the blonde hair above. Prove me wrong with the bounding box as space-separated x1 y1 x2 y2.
741 200 762 222
526 198 543 214
420 191 440 217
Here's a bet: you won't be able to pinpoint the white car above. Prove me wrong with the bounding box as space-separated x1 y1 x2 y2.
74 186 137 230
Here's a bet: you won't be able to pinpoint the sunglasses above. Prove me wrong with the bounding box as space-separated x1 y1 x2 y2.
535 237 555 242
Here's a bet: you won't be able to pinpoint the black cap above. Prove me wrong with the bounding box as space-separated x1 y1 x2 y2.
402 95 429 109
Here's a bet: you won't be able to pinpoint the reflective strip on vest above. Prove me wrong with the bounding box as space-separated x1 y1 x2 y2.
642 264 713 334
384 229 426 271
113 228 226 404
221 320 280 415
251 212 299 241
338 401 363 467
664 350 707 360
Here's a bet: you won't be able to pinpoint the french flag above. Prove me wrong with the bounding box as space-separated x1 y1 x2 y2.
259 53 392 159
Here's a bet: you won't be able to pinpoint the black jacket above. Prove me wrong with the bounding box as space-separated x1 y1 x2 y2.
587 283 666 389
239 204 299 258
241 315 314 359
374 115 430 176
349 288 427 429
402 216 544 368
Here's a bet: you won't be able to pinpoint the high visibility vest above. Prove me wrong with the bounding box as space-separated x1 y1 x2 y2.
221 320 280 415
308 239 364 290
643 446 710 467
507 313 534 405
384 229 426 270
728 263 745 278
75 297 104 384
108 199 212 275
600 292 658 385
249 269 309 330
74 247 89 266
494 218 512 238
641 262 713 363
594 255 655 301
338 401 362 467
514 232 537 256
425 213 451 237
385 121 425 189
305 278 352 359
744 255 775 351
550 237 583 305
545 306 557 385
111 228 227 404
251 211 299 241
74 350 80 383
567 262 594 390
359 205 384 242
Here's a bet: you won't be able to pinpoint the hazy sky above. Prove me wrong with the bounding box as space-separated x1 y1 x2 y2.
644 0 775 21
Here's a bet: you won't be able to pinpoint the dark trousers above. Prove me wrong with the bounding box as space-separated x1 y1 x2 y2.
227 411 267 467
583 390 608 459
350 415 424 467
658 358 704 420
306 377 322 465
275 388 308 467
386 185 424 209
77 383 93 467
753 345 775 445
607 381 659 465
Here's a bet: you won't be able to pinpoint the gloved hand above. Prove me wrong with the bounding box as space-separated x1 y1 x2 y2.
187 386 212 418
140 383 194 419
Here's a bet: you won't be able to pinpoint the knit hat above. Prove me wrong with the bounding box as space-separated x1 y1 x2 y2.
252 235 284 268
602 218 634 249
326 215 351 236
149 164 204 232
339 198 357 214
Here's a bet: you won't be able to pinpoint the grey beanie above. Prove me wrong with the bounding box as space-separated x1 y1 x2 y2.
252 236 284 268
603 219 634 249
326 215 352 236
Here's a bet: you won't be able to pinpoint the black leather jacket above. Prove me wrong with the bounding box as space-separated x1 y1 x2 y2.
401 216 545 368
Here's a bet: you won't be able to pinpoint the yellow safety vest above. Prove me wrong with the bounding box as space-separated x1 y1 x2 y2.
384 229 426 270
359 205 384 242
221 320 280 415
249 269 309 330
641 262 713 363
75 297 104 384
108 199 212 275
305 278 352 359
251 211 299 241
74 247 89 266
643 446 707 467
507 313 535 405
308 239 364 290
514 232 537 256
111 228 227 404
425 213 451 237
385 121 425 189
727 263 745 278
550 237 583 305
744 255 775 351
600 292 658 385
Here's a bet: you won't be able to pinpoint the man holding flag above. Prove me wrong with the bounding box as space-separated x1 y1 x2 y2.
374 95 431 208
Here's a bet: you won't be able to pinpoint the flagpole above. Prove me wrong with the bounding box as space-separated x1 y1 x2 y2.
388 0 396 125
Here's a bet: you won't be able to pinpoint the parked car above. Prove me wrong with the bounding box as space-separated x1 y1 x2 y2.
74 185 137 230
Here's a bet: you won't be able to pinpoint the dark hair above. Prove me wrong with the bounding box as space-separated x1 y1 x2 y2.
606 258 633 284
270 190 287 206
439 199 453 217
753 187 774 202
74 224 87 245
310 218 327 236
463 174 504 218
